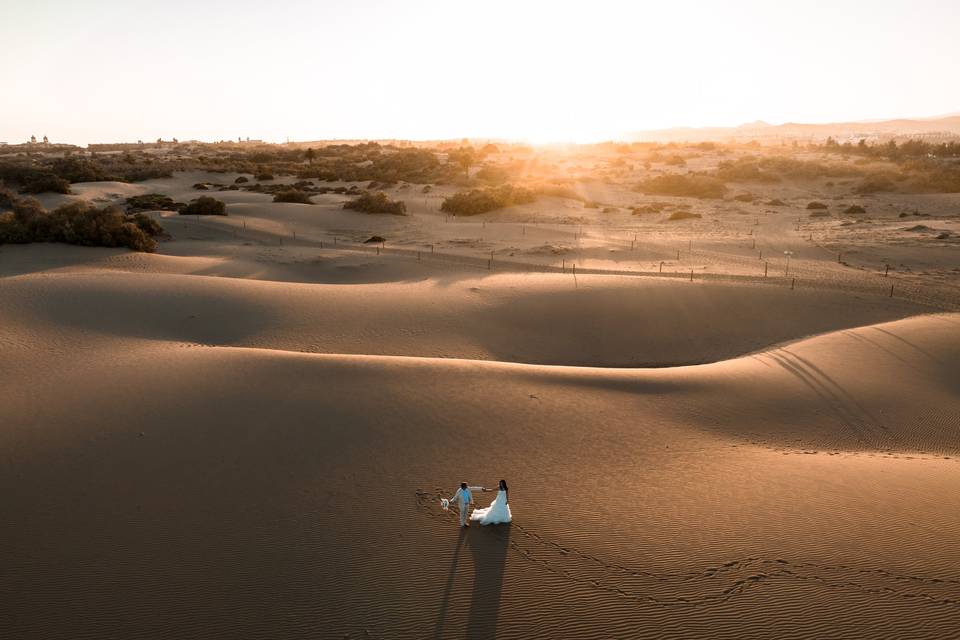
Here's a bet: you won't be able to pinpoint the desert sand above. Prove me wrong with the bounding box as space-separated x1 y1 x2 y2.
2 167 959 639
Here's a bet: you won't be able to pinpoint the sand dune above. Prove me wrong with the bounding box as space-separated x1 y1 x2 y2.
3 169 959 638
2 271 959 638
0 244 935 367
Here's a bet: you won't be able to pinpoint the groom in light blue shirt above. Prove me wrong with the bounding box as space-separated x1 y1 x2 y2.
449 482 487 527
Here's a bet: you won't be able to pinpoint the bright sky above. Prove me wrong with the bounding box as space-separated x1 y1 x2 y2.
3 0 959 145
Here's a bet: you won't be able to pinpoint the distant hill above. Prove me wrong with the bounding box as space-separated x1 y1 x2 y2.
629 114 960 144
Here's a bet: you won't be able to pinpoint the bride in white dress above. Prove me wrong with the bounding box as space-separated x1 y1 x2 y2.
471 479 512 525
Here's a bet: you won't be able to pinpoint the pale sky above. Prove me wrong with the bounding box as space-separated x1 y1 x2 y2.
3 0 959 145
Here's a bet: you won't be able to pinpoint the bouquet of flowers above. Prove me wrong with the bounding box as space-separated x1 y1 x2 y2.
440 498 450 511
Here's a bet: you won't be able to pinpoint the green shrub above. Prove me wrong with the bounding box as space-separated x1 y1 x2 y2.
909 167 960 193
854 175 897 194
636 174 726 199
667 211 701 221
48 157 110 183
273 189 313 204
439 184 536 216
128 212 164 236
0 195 163 252
343 191 406 215
716 156 862 182
20 173 71 194
125 193 179 212
181 196 227 216
631 203 668 215
0 187 17 211
475 165 511 184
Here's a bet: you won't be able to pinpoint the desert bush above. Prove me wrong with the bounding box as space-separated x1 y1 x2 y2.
665 155 687 166
48 157 110 183
235 176 249 184
181 196 226 216
631 203 669 215
0 187 17 211
0 195 162 252
127 212 164 236
636 174 726 199
667 211 701 221
854 174 897 194
909 166 960 193
343 191 406 215
439 184 536 216
806 202 828 210
716 156 862 183
255 171 275 181
809 210 830 218
534 184 581 200
273 189 313 204
844 205 866 214
475 165 511 184
125 193 179 212
117 166 173 182
732 193 754 202
20 173 71 194
765 198 787 206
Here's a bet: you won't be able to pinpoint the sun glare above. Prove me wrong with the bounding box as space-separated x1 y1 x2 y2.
3 0 959 144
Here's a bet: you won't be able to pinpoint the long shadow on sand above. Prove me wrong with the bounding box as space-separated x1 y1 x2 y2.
434 524 510 639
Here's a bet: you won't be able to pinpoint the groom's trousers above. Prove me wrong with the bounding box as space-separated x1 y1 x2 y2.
459 502 470 526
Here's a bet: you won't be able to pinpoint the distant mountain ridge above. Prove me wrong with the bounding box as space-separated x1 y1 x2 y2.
630 114 960 144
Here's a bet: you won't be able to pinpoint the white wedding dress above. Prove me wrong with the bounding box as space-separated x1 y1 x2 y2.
470 490 512 525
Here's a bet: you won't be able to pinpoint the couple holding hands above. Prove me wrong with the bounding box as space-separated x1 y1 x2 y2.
442 479 511 528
